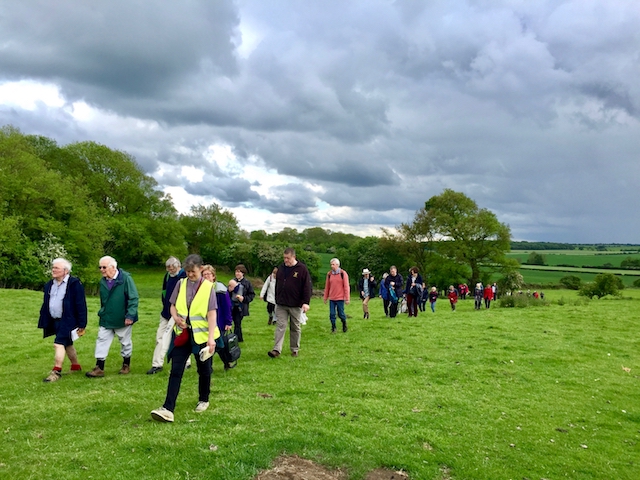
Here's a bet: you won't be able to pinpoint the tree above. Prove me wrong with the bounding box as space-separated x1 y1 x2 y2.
526 252 546 265
578 273 624 299
0 127 107 287
422 189 511 285
559 275 582 290
181 203 240 265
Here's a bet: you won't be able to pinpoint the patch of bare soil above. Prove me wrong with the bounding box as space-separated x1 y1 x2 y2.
254 455 409 480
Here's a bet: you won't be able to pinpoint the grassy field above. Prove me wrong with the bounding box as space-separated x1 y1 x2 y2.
1 269 639 479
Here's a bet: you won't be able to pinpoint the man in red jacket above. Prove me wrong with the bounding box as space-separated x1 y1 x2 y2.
323 258 350 333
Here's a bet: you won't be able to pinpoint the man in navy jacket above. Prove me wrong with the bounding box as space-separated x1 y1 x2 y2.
38 258 88 382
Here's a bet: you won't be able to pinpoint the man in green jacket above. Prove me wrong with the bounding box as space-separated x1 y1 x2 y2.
86 256 139 377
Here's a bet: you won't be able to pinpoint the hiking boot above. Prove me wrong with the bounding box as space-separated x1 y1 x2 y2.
151 407 174 423
195 401 209 413
267 350 280 358
86 366 105 378
342 322 348 333
291 351 299 357
119 364 130 375
146 366 163 375
331 326 337 334
43 370 62 382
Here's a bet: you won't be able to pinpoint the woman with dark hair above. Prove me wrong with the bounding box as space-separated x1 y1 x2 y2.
233 264 255 342
384 266 404 318
260 267 278 325
151 254 220 423
201 265 235 369
403 266 423 317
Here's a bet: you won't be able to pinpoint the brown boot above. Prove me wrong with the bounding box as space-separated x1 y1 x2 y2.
119 364 130 375
86 366 105 378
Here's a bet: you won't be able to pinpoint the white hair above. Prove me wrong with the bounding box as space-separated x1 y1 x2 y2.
100 255 118 268
330 258 340 266
52 258 72 272
165 256 181 268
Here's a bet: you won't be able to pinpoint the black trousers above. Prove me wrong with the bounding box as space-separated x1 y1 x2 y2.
163 342 212 412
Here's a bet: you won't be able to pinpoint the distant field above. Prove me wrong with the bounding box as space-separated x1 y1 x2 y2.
505 251 640 287
507 252 640 268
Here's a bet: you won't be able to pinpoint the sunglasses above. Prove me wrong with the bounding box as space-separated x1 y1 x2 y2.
98 266 109 270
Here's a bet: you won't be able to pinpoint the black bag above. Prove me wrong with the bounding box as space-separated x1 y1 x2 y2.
217 331 241 366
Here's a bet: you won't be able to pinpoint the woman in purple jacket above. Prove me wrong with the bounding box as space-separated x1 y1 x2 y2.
202 266 234 369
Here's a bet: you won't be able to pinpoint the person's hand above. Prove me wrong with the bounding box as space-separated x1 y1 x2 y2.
77 328 86 337
346 300 350 305
124 319 134 326
225 325 232 331
324 299 327 304
301 303 310 313
237 295 244 303
207 338 216 354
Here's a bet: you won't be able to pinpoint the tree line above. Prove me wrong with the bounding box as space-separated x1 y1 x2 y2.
1 126 514 292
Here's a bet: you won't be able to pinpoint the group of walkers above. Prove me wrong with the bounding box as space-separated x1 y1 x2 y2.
37 250 502 421
37 247 312 423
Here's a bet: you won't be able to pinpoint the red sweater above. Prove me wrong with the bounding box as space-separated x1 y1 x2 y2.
323 269 350 302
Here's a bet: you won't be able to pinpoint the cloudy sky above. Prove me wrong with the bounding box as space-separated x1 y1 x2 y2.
1 0 639 243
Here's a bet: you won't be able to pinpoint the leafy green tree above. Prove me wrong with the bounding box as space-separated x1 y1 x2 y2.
621 257 640 269
559 275 582 290
181 203 240 265
526 252 546 265
0 127 107 287
422 189 511 285
633 278 640 288
578 273 624 299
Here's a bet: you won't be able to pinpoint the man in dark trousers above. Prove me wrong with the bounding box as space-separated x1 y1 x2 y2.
268 248 312 358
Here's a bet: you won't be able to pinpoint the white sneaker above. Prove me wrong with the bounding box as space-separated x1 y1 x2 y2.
151 407 174 423
195 401 209 413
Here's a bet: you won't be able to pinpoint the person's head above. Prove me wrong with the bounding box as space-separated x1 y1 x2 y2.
409 266 419 275
183 254 203 282
51 258 71 281
234 264 247 280
99 256 117 278
283 248 297 267
228 279 237 291
330 258 340 272
431 286 436 292
382 272 389 279
362 268 371 277
390 265 397 276
271 267 278 276
201 264 216 282
449 285 454 291
165 256 181 276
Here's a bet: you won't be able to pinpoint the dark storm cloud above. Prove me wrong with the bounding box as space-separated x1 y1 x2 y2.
1 0 640 241
0 1 240 99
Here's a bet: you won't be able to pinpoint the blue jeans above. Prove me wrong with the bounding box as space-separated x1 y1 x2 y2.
329 300 346 328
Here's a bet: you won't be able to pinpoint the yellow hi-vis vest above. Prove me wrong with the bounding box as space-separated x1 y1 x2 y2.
174 279 220 345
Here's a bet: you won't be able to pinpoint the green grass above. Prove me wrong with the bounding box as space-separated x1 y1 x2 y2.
1 272 639 479
507 252 640 268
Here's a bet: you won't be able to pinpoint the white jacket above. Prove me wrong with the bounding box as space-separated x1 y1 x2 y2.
260 274 276 304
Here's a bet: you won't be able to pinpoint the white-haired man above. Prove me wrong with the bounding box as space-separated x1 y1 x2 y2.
86 256 139 377
147 256 187 374
38 258 88 382
323 257 350 333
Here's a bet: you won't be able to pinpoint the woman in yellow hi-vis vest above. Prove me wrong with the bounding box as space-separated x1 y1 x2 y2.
151 254 220 423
